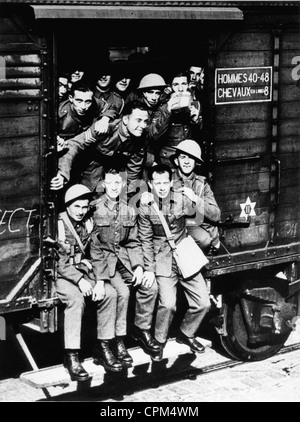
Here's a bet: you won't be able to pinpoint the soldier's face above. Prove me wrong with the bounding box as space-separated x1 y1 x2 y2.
97 74 111 89
189 66 204 87
70 70 84 83
67 199 89 222
172 76 189 93
175 154 196 176
123 109 149 137
59 77 68 99
103 173 125 200
150 172 173 199
142 89 162 108
69 90 93 116
116 77 131 92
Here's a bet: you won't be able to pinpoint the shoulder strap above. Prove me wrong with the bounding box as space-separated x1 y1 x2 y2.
151 202 177 251
57 218 66 242
60 212 86 254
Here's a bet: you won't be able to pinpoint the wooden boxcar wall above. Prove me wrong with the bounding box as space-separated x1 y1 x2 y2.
209 10 300 256
0 6 54 313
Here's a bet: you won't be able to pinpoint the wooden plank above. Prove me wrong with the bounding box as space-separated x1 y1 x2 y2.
214 138 269 160
281 49 300 67
0 174 39 198
0 78 41 89
214 103 271 124
0 89 41 98
221 32 272 52
213 169 270 193
280 101 300 120
4 66 41 78
274 219 300 241
278 152 300 170
279 119 300 137
0 101 40 116
281 31 300 50
0 136 40 157
214 121 270 141
0 238 39 265
0 156 40 179
279 67 300 85
278 136 300 154
1 54 41 66
0 115 39 137
216 51 273 68
222 223 269 249
280 85 300 102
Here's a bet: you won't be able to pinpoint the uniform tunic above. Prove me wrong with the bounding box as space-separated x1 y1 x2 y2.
91 195 158 336
56 213 117 349
138 191 211 343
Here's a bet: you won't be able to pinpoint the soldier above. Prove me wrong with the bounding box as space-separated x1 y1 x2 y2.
56 184 122 380
94 62 124 124
50 101 150 197
92 166 160 363
138 164 211 361
155 71 203 167
127 73 183 170
170 139 221 252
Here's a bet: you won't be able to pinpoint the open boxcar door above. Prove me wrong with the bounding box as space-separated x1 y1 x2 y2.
0 5 57 329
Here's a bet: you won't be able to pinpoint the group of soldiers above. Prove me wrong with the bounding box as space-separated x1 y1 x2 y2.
51 58 221 382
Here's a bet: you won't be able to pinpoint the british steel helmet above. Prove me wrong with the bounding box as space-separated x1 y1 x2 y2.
64 184 93 206
137 73 166 90
174 139 203 162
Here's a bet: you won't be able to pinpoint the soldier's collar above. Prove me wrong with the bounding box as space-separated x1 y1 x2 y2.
176 169 196 182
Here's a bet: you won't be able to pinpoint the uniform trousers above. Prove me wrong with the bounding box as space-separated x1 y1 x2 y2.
56 275 117 350
154 260 211 344
110 260 158 337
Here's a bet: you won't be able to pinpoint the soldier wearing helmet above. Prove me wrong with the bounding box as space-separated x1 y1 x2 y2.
171 140 221 252
56 184 124 380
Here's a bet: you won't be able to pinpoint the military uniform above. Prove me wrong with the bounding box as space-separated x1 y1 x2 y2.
58 119 147 195
91 195 158 337
58 99 105 139
138 191 211 344
56 213 117 350
172 170 221 250
94 88 124 121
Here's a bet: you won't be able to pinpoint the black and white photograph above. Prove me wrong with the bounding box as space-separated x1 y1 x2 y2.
0 0 300 406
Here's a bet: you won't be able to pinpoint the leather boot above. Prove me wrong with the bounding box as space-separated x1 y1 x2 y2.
64 350 90 382
93 340 122 373
112 337 133 367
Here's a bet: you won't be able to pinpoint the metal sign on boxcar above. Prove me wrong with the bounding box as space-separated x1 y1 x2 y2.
215 67 272 105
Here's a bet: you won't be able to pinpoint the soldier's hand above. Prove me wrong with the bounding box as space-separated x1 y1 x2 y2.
190 105 200 122
140 192 154 205
181 187 198 203
57 135 68 152
92 280 106 301
132 266 144 286
94 116 110 134
141 271 156 289
50 174 65 190
78 278 93 297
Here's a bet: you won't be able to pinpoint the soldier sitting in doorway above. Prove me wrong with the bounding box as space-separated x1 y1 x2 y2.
56 184 123 380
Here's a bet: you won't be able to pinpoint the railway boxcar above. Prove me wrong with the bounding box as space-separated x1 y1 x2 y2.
0 0 299 368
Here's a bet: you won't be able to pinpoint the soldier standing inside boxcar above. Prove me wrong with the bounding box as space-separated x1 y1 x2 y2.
170 139 221 253
92 166 159 365
56 184 123 380
138 164 211 361
155 71 202 167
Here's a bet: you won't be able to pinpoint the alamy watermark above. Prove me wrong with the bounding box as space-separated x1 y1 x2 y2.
0 316 6 340
292 56 300 82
